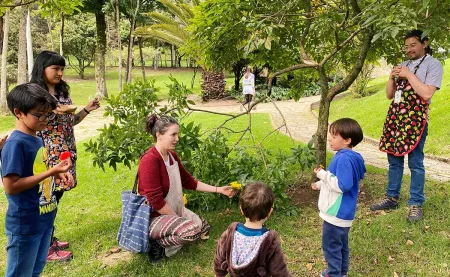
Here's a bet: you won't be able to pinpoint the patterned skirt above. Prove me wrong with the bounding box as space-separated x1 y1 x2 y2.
149 211 210 257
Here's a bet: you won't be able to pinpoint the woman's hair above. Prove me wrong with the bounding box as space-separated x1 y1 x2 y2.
404 29 433 56
30 50 70 98
145 114 178 139
329 118 363 148
239 182 274 222
244 66 253 78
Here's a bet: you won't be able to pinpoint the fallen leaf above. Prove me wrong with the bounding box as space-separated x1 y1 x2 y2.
388 256 394 262
424 225 430 231
109 247 121 254
394 272 399 277
406 240 414 246
306 263 314 271
372 258 378 265
380 211 387 216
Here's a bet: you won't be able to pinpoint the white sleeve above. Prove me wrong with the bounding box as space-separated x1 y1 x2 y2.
316 169 343 193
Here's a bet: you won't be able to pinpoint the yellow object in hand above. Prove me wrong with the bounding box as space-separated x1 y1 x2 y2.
230 181 242 190
183 194 187 205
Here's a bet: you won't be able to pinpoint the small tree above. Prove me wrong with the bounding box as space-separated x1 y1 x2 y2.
63 14 96 79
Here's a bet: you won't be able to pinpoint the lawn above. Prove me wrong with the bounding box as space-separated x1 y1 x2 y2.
328 59 450 158
0 67 235 134
1 112 449 276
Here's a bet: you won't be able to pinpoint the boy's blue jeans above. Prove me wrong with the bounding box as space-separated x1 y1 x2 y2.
322 221 350 277
5 227 53 277
386 124 428 206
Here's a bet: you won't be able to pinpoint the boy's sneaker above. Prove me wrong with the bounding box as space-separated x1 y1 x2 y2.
370 197 398 211
320 270 348 277
47 246 73 262
407 205 423 222
148 240 165 263
51 237 69 250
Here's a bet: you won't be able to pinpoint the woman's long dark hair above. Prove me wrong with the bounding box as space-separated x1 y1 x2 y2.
30 50 70 98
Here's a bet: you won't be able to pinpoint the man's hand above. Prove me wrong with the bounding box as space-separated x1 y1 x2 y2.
397 66 412 79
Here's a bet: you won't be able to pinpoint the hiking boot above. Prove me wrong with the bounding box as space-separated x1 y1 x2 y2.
148 240 165 263
51 237 69 250
370 197 398 211
407 205 423 222
47 246 73 262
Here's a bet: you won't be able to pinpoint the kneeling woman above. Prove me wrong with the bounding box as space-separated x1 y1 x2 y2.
139 115 235 261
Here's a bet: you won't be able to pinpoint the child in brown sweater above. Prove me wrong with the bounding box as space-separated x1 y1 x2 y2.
214 182 291 277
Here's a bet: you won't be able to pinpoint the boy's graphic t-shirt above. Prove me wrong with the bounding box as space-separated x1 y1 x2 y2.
1 130 57 235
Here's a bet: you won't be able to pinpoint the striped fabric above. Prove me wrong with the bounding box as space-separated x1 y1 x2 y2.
149 215 210 249
117 190 152 253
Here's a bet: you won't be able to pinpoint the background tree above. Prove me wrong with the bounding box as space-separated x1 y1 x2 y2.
63 14 96 79
82 0 109 98
17 5 27 84
0 9 10 115
134 0 226 100
188 0 450 167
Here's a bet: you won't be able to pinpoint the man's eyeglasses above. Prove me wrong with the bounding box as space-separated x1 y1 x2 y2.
404 43 418 50
29 112 56 122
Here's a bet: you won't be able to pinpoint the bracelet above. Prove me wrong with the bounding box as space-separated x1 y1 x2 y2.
83 108 90 114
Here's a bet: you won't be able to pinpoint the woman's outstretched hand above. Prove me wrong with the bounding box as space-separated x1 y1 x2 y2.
85 97 101 112
218 186 237 198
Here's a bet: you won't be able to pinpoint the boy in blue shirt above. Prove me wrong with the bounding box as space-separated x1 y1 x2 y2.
1 83 74 277
311 118 366 277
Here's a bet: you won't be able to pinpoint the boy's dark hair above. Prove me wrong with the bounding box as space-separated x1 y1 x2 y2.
404 29 433 56
329 118 363 148
7 83 57 116
239 182 274 222
30 50 70 98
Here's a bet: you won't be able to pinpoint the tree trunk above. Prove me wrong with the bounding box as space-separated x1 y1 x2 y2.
115 0 123 92
0 10 10 115
0 16 4 55
79 59 84 79
59 14 64 56
170 44 174 68
315 67 331 168
47 18 55 51
126 0 140 83
17 6 28 85
313 29 373 168
95 12 108 98
138 37 146 80
201 69 226 101
26 8 33 79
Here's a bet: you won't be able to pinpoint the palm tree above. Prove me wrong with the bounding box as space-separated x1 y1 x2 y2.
134 0 225 100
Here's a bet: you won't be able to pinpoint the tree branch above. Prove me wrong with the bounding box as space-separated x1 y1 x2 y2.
327 27 374 101
267 62 319 96
0 0 38 8
319 27 365 67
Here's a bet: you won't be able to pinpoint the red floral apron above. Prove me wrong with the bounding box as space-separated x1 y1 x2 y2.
379 55 428 156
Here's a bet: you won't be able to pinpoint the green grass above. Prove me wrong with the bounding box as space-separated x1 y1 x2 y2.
329 59 450 157
0 67 235 134
1 113 450 276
